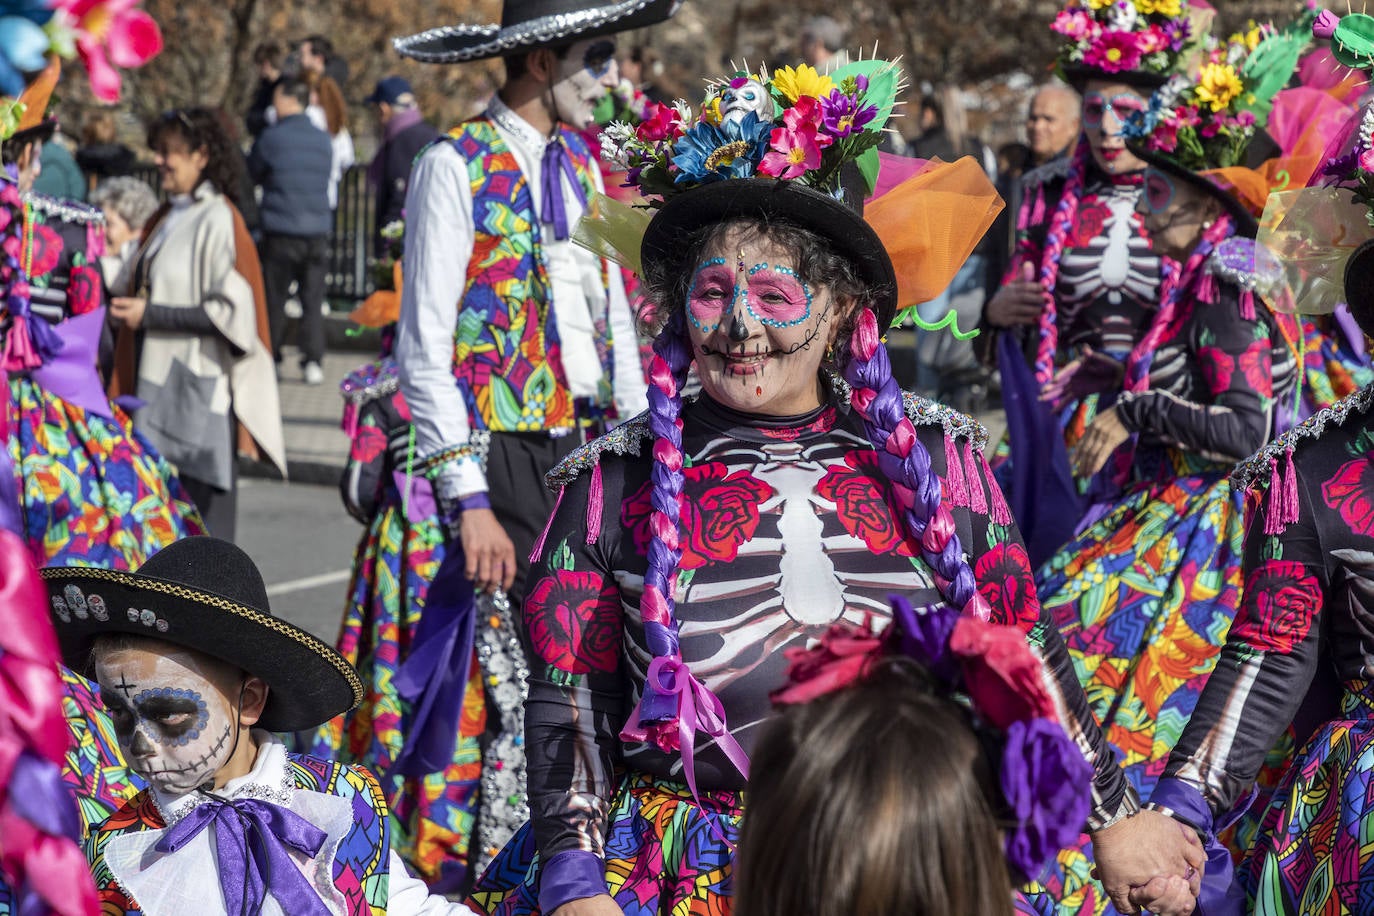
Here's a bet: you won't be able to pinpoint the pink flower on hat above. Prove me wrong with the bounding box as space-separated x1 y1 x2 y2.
1083 31 1144 73
54 0 163 103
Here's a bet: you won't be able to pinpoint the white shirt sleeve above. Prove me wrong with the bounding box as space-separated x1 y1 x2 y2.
395 141 488 500
385 850 480 916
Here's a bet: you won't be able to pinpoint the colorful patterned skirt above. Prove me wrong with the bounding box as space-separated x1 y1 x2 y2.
307 484 487 888
1023 457 1246 914
1301 317 1374 418
1238 680 1374 914
8 376 204 567
470 772 741 916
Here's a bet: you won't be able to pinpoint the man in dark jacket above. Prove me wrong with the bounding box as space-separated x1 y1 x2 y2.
247 76 334 384
366 76 439 253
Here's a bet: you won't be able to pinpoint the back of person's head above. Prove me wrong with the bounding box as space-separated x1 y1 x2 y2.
504 44 573 84
90 175 160 232
274 75 313 113
81 110 117 146
736 657 1015 916
802 15 846 55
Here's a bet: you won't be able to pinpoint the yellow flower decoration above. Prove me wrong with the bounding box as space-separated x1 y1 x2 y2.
1133 0 1180 15
771 64 835 104
702 96 723 126
1089 0 1114 9
1194 62 1243 112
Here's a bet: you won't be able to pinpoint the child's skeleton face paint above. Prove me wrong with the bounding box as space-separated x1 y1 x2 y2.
95 647 241 796
686 225 843 416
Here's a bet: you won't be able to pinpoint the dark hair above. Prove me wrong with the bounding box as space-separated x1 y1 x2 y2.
146 107 246 209
638 217 872 356
735 657 1014 916
273 76 312 110
301 34 333 60
252 40 283 67
503 44 573 83
920 94 944 125
82 109 118 146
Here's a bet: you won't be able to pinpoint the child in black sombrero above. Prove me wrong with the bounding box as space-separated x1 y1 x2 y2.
42 536 477 916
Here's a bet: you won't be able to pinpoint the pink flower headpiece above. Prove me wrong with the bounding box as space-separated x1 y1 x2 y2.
1052 0 1202 82
771 596 1094 881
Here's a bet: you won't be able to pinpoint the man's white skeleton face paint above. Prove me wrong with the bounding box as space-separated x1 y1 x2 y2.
550 38 619 130
96 647 241 796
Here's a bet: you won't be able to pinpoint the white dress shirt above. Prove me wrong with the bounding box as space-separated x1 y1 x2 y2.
100 733 474 916
395 96 647 502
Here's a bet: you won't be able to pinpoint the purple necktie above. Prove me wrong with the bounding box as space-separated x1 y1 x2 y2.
540 138 587 241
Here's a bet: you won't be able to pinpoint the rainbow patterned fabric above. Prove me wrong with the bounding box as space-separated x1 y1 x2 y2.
448 119 613 433
86 753 393 915
470 772 739 916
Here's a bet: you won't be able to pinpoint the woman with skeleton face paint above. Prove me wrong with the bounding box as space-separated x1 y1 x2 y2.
467 57 1203 916
44 537 482 916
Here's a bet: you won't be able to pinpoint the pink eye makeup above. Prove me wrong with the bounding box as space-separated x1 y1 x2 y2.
686 257 814 333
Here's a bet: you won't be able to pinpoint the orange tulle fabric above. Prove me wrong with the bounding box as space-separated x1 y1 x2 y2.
864 156 1004 309
349 261 402 328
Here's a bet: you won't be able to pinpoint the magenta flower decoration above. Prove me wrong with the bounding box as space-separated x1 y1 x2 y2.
782 96 832 147
759 123 822 179
55 0 163 102
1082 30 1144 73
820 90 877 138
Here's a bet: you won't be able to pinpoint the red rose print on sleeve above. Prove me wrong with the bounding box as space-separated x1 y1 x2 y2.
28 224 63 279
1237 340 1273 398
817 450 918 557
1071 199 1109 245
66 265 102 315
1228 559 1321 654
525 569 623 674
1322 457 1374 537
1197 345 1234 393
349 424 386 464
974 542 1042 631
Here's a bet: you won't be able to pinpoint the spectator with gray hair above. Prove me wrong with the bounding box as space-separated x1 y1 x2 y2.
799 15 848 71
89 175 159 290
365 75 438 253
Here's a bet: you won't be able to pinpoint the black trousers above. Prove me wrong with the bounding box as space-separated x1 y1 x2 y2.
261 233 329 365
181 473 237 544
487 431 581 605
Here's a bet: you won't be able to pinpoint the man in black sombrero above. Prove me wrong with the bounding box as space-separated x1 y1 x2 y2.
43 537 480 916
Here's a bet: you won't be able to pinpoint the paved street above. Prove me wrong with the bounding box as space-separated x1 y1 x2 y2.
238 477 362 645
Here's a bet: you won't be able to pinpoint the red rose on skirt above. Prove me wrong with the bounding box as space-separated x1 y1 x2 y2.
620 462 774 569
28 224 63 279
817 449 916 556
1322 457 1374 537
525 569 622 673
974 542 1042 631
66 265 101 315
1229 560 1321 654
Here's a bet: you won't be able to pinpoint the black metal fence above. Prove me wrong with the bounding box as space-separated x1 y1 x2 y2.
126 163 378 304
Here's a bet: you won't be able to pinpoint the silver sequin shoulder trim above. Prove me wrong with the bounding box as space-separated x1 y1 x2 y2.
23 192 105 226
546 413 652 489
1231 382 1374 491
1207 237 1281 296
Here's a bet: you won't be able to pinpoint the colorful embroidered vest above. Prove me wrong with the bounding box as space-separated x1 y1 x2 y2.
85 753 392 916
445 118 614 432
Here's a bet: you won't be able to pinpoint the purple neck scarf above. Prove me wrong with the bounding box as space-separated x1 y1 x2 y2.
155 796 332 916
540 138 586 241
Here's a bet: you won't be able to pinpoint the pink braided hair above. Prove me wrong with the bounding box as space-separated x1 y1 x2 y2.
1033 137 1091 385
1122 215 1235 391
842 307 992 619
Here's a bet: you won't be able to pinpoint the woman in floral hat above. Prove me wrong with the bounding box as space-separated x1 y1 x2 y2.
468 59 1204 916
1122 13 1374 912
1028 20 1309 915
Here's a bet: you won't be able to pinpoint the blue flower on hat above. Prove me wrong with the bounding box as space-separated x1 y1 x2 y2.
0 3 52 99
671 111 771 184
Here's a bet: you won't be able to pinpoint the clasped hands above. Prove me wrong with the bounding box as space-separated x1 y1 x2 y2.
1091 809 1205 915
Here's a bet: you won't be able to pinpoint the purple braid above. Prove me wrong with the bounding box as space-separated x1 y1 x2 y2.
1123 215 1235 391
1033 137 1091 386
842 308 991 620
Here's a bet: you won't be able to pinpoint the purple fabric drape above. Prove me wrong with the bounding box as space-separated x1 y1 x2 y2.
540 139 587 242
30 308 112 419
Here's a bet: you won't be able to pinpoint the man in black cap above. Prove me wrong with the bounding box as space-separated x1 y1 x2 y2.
366 75 439 254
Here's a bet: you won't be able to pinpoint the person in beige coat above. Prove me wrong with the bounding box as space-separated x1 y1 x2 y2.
110 108 285 540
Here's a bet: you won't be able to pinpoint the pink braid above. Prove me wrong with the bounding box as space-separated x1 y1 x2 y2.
843 308 991 620
1122 216 1235 392
1033 137 1091 386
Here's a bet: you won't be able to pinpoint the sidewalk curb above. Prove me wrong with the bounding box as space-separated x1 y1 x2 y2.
240 457 343 487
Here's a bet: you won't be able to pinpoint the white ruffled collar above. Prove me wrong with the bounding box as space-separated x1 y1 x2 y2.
152 731 296 827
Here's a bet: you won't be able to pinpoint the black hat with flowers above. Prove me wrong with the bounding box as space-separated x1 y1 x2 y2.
1051 0 1205 90
394 0 681 64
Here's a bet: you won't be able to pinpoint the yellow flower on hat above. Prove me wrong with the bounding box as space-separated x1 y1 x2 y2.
1088 0 1114 9
1134 0 1181 15
771 64 835 104
1194 62 1243 112
702 96 724 126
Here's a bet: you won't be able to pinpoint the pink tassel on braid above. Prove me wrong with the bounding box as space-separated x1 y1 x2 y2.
843 308 992 621
1123 216 1235 393
1033 137 1091 386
